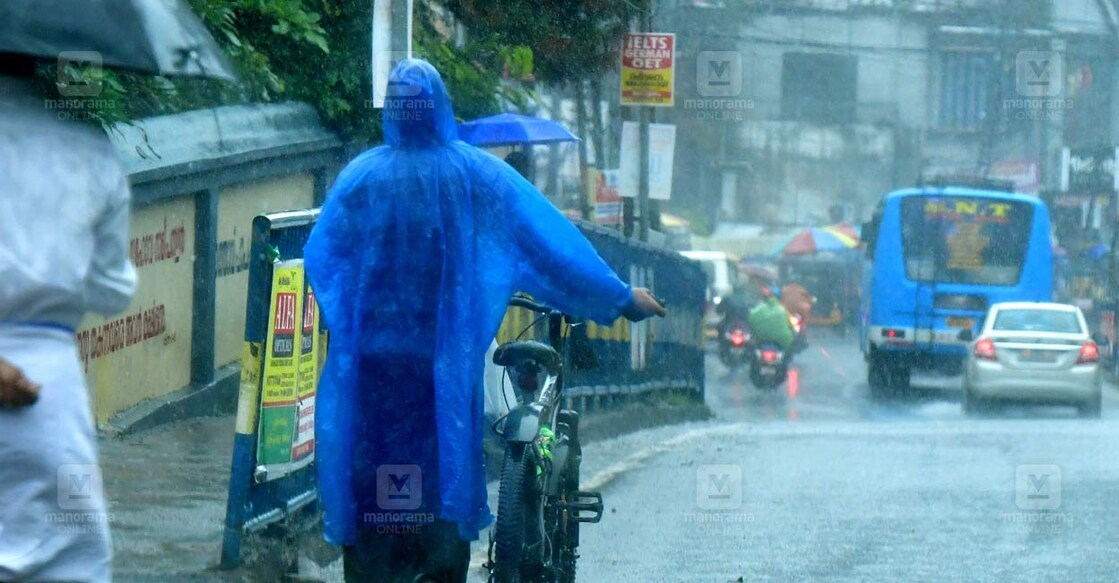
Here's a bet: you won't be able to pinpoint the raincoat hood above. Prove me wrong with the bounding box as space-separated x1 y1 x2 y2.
382 58 458 148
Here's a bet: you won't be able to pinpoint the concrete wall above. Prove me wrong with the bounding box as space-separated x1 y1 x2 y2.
1053 0 1110 34
83 103 341 428
712 11 930 223
736 14 930 127
215 175 316 369
78 197 197 421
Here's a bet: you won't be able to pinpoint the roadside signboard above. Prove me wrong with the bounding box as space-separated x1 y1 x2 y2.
619 122 676 200
256 260 316 476
988 159 1040 195
292 282 320 463
621 33 675 106
593 169 623 226
1060 146 1119 193
223 210 322 568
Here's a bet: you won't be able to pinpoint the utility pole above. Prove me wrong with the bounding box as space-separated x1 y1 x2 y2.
637 1 652 242
574 80 593 221
978 0 1010 177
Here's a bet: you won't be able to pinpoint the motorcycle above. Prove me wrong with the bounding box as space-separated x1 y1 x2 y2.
748 312 803 390
749 342 788 390
718 320 751 370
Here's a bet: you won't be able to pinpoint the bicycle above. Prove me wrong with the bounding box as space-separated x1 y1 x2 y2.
486 295 604 583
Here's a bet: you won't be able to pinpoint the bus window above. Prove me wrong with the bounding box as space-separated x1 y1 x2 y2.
862 212 880 259
900 197 1033 286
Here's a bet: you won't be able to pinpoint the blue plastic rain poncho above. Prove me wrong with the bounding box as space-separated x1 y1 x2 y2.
303 59 634 544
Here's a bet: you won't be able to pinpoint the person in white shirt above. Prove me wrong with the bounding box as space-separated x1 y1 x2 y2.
0 54 137 582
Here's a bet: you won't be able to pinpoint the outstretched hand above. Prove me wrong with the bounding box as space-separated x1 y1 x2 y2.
0 359 40 409
623 287 667 321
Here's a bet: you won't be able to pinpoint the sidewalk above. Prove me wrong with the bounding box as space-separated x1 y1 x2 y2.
99 415 241 581
98 399 710 581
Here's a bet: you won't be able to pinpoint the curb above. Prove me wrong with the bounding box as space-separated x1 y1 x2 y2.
101 364 241 436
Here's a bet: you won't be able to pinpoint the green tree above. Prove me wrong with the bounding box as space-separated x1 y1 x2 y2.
441 0 641 85
36 0 533 146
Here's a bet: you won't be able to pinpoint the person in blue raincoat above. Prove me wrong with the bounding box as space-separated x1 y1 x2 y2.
303 58 665 582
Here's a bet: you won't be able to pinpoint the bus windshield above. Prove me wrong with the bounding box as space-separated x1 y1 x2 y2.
900 196 1034 286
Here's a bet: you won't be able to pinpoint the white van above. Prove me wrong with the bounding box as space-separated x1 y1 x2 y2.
680 250 740 303
680 250 741 342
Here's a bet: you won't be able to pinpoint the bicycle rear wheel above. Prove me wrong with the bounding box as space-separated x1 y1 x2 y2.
493 443 541 582
552 462 580 583
551 416 582 583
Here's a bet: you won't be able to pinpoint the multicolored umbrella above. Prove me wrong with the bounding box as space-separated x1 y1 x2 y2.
770 225 861 257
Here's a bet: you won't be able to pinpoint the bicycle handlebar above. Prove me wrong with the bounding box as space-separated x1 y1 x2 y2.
508 296 589 325
508 296 553 314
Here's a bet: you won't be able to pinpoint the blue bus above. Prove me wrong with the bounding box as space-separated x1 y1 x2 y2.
860 186 1052 393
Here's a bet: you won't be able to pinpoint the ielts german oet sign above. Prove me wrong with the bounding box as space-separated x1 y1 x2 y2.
621 33 675 107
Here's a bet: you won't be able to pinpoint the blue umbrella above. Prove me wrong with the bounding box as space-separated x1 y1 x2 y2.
457 113 580 147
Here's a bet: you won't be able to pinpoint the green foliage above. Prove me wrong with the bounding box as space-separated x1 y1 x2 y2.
440 0 641 85
33 0 535 146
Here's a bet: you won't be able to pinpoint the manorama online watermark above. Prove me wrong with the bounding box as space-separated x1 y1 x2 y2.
45 511 114 535
1003 97 1074 121
683 98 755 121
683 511 755 535
1000 511 1073 533
43 98 112 122
365 98 435 121
362 511 436 534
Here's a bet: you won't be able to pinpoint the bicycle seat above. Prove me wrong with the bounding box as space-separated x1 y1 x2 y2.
493 340 560 372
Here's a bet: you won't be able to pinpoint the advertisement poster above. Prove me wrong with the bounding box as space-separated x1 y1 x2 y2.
235 341 263 436
621 33 675 106
619 122 676 200
291 282 320 465
592 169 623 226
256 260 304 473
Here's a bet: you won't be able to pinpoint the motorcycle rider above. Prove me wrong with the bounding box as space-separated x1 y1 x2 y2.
715 282 757 336
747 293 797 353
780 281 812 353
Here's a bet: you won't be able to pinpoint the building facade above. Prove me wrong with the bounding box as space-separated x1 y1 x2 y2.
660 0 1119 227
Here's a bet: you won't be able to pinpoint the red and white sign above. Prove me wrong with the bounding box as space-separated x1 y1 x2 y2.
273 292 297 334
621 33 675 106
988 159 1040 195
594 170 622 226
302 289 316 334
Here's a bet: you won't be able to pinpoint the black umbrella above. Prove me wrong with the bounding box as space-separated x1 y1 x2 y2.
0 0 237 82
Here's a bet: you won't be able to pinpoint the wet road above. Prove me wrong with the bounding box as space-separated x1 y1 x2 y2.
100 328 1119 581
494 330 1119 582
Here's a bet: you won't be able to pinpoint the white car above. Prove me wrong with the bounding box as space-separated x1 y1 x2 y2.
962 302 1103 418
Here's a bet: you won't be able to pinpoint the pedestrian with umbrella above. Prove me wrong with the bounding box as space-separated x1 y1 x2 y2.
0 2 234 580
459 111 581 202
456 112 580 148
